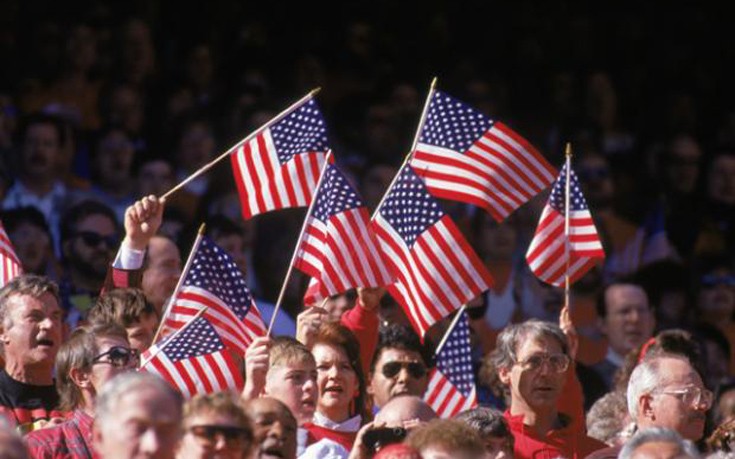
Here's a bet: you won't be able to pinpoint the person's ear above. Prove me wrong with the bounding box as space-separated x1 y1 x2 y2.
639 394 655 420
366 372 375 396
498 366 512 385
69 367 92 389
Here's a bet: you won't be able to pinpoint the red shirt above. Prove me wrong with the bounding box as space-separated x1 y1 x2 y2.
25 410 97 459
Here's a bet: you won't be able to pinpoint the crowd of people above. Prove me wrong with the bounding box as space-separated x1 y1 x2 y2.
2 2 735 459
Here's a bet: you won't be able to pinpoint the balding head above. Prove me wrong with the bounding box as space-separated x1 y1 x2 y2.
374 395 437 428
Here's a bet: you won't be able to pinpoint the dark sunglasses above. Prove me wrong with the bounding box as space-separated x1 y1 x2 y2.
75 231 119 248
92 346 140 368
189 425 253 445
382 361 427 379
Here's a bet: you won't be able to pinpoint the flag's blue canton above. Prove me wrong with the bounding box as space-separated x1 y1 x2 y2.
419 91 493 153
436 311 474 396
163 317 224 361
184 237 253 320
379 166 443 249
271 99 328 163
312 165 363 222
549 164 588 214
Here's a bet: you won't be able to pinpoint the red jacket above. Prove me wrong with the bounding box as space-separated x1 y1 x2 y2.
339 302 379 376
504 410 606 459
25 410 97 459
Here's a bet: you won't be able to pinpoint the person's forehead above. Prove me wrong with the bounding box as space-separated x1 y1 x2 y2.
95 335 128 350
631 441 682 459
606 284 648 308
7 292 60 314
270 359 316 374
149 237 180 259
248 399 295 427
116 386 180 419
515 334 562 357
313 343 348 360
26 123 58 139
75 214 117 234
659 358 701 386
377 347 423 365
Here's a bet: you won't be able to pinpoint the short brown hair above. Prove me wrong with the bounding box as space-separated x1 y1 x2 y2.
89 288 157 328
0 274 60 330
312 322 369 421
406 419 485 455
269 336 315 368
56 323 129 411
184 391 252 430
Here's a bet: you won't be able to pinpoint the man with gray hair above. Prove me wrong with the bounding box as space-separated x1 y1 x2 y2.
92 372 183 459
586 354 710 459
490 319 605 459
0 274 64 433
618 427 700 459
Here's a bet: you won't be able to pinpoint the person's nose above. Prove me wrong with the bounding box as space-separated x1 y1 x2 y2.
138 428 162 454
267 421 284 439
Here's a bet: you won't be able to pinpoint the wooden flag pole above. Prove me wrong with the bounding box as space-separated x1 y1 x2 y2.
151 223 206 345
564 143 572 310
160 88 321 201
434 304 467 356
267 150 333 336
140 306 209 368
370 77 438 220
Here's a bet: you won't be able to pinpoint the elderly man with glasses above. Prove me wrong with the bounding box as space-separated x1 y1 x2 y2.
490 319 606 459
587 353 711 459
25 322 138 458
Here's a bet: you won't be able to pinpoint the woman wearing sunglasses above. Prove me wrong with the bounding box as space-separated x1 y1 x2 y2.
301 322 370 459
25 322 138 459
177 392 254 459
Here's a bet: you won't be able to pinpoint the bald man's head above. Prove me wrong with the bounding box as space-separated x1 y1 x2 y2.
374 395 437 428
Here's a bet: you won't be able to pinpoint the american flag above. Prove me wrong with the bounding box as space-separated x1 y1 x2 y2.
409 90 556 222
159 236 266 352
373 165 493 337
230 97 329 219
141 317 243 397
0 221 22 287
526 163 605 286
294 164 393 305
425 311 477 417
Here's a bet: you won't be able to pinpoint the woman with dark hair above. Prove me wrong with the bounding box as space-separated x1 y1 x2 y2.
301 322 369 459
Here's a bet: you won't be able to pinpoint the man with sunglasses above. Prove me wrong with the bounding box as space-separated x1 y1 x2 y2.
368 324 431 410
59 200 121 327
25 322 138 458
491 319 606 459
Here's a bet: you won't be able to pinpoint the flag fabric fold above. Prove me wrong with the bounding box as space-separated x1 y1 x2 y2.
0 221 22 287
409 90 556 222
373 165 493 337
425 311 477 417
230 97 330 219
159 236 266 352
141 316 243 397
294 164 393 305
526 163 605 286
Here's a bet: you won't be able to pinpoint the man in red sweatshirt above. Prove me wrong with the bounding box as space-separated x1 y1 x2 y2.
490 319 606 459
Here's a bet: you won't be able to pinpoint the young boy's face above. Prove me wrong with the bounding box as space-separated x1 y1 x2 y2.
265 359 318 426
125 312 158 352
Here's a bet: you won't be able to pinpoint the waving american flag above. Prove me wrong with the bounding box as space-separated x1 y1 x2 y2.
425 311 477 417
0 220 22 287
159 236 266 352
230 97 329 219
141 317 243 397
526 163 605 286
410 91 556 222
294 164 393 304
373 165 493 337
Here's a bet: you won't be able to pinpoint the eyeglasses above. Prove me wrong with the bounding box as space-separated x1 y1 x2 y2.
656 386 714 409
189 425 253 447
514 353 570 373
381 361 427 379
75 231 119 248
92 346 140 368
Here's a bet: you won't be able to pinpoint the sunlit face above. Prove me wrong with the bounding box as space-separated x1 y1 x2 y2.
313 343 359 422
1 292 63 368
499 335 567 412
88 336 136 392
368 348 428 408
264 360 317 426
178 411 251 459
247 398 298 459
93 386 182 459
